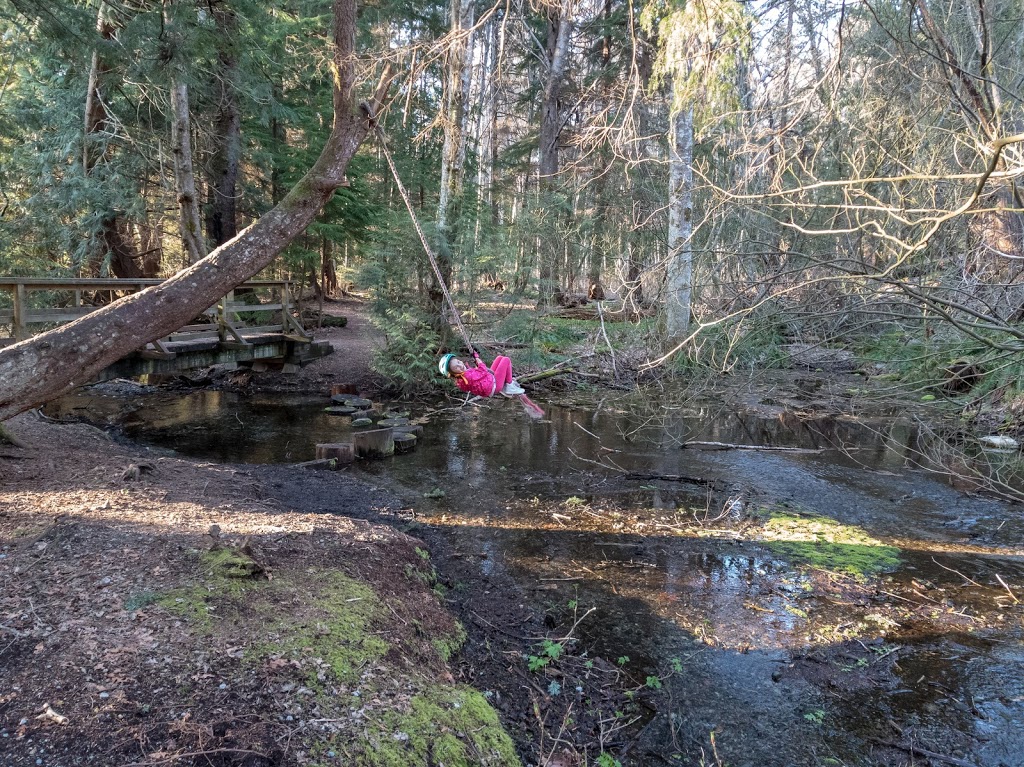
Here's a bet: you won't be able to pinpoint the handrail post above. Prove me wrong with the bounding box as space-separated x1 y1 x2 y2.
281 282 291 332
218 290 233 342
13 283 26 341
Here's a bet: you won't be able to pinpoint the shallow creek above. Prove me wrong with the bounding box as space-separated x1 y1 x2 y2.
48 388 1024 767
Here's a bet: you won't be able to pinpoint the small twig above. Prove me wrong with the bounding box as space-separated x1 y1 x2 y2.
930 557 982 587
553 606 596 643
995 574 1019 604
871 739 981 767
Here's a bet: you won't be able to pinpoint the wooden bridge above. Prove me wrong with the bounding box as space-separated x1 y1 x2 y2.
0 278 332 381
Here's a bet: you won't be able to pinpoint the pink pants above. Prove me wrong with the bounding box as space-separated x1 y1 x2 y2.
489 356 513 389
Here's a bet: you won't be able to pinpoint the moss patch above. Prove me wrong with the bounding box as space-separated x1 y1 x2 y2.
256 570 389 684
757 508 901 576
357 685 521 767
201 546 264 580
432 619 468 663
156 587 217 632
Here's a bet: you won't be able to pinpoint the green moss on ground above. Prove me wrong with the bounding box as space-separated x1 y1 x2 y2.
757 509 902 576
153 544 518 767
357 685 521 767
257 570 389 684
432 620 467 663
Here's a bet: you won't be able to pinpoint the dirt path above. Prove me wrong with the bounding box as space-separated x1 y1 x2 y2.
258 294 385 394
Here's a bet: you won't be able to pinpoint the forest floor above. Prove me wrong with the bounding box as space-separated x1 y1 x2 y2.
2 295 1021 767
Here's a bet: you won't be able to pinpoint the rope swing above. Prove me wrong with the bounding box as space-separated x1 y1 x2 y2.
370 118 477 358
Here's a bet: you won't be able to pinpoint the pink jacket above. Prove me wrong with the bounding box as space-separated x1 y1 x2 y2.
453 357 496 397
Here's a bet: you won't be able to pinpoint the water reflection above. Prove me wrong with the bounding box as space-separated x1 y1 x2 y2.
48 387 1024 766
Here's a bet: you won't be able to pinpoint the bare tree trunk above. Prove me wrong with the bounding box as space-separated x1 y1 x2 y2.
0 0 388 422
83 2 142 279
433 0 476 328
170 80 208 264
205 5 242 247
666 100 694 341
536 0 573 307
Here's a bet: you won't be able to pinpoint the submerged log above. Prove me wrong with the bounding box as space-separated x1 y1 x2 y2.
353 427 394 459
315 442 354 464
625 472 727 491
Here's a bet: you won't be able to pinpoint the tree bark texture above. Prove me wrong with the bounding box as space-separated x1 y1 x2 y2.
170 80 208 265
0 0 384 422
666 101 693 341
536 0 573 306
83 2 143 279
205 5 242 247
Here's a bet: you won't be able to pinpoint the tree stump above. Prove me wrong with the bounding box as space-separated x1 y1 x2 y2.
394 433 417 454
315 443 354 464
378 417 410 428
331 383 358 396
353 428 394 459
352 418 374 427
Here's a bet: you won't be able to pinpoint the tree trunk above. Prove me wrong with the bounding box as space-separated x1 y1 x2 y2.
83 2 142 279
0 0 387 422
170 80 208 265
536 0 573 307
205 5 242 247
431 0 475 337
665 100 694 342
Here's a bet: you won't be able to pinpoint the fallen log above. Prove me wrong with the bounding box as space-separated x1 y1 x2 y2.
519 368 574 384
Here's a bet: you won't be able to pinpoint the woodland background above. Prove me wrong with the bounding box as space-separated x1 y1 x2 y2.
1 0 1022 397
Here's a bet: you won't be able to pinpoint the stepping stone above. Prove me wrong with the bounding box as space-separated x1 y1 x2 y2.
343 397 374 408
354 428 394 459
395 424 424 438
324 406 356 416
351 418 374 427
394 433 417 454
315 442 354 464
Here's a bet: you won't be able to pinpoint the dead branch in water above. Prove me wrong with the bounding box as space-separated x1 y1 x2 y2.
625 472 728 491
680 440 824 453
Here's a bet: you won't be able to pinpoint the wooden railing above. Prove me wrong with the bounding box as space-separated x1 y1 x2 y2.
0 278 309 348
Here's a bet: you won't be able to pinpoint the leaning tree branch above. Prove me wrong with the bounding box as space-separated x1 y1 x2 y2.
0 0 394 422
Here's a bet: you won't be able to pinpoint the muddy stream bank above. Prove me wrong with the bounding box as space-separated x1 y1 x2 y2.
45 385 1024 767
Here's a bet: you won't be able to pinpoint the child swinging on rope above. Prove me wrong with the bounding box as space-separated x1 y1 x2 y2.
439 352 545 418
439 352 525 397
